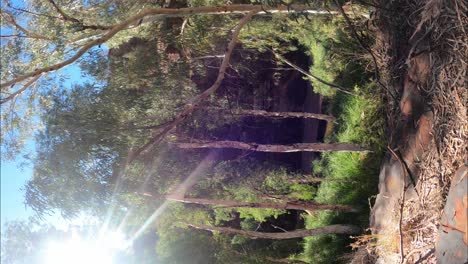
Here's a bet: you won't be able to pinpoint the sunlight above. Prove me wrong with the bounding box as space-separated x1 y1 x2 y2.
44 230 126 264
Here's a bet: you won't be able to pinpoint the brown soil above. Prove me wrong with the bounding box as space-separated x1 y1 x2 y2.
354 0 467 263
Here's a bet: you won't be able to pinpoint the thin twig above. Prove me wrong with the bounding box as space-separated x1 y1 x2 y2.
271 224 288 233
268 48 355 95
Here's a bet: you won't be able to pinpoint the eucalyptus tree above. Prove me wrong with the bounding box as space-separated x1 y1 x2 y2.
1 0 340 160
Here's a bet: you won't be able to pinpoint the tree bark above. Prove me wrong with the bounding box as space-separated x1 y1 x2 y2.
166 196 357 212
208 108 336 122
174 140 367 153
188 223 362 239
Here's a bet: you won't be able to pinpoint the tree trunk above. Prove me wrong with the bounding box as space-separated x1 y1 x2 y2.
166 196 357 212
174 140 367 153
188 223 362 239
207 108 336 122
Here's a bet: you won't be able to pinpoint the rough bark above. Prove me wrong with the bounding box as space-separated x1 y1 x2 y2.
166 196 357 212
188 223 362 239
174 140 368 153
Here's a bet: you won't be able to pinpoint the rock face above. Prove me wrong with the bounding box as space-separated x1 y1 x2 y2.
370 52 434 263
435 166 468 264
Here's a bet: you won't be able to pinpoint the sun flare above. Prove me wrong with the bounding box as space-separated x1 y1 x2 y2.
44 231 127 264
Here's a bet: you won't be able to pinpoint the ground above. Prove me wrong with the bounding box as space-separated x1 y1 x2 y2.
352 0 467 263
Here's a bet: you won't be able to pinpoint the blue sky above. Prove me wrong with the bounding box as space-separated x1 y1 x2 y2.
1 157 34 224
1 0 106 229
1 65 85 227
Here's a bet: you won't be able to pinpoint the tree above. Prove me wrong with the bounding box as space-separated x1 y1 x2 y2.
1 0 342 160
175 139 367 152
164 196 357 212
205 107 336 122
188 223 362 239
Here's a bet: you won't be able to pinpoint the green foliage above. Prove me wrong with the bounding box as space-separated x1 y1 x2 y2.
299 86 386 263
241 14 370 97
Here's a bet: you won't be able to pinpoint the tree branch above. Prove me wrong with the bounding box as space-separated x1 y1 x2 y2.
127 10 257 162
1 4 332 90
5 0 61 20
0 10 52 40
46 0 113 30
1 75 42 105
269 49 355 95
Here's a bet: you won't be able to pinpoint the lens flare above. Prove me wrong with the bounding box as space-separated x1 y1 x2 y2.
44 230 126 264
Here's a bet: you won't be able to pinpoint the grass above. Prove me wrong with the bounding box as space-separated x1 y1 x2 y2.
297 87 386 263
